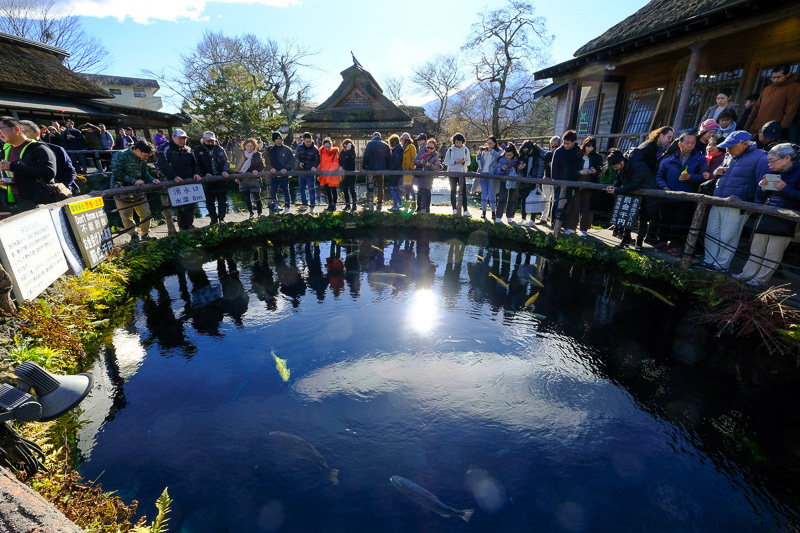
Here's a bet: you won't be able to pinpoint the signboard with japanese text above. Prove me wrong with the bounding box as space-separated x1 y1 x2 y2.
610 195 641 229
65 197 112 269
168 184 206 207
49 207 85 276
0 209 69 301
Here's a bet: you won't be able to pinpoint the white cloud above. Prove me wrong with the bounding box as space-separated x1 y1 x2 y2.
65 0 299 24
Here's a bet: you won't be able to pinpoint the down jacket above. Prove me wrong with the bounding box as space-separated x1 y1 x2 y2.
713 142 767 201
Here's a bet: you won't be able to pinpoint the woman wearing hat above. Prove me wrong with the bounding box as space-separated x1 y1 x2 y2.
735 143 800 287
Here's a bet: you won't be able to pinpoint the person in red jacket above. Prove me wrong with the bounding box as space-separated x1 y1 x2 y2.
318 138 340 211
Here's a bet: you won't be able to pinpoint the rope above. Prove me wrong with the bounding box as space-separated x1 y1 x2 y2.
0 422 48 478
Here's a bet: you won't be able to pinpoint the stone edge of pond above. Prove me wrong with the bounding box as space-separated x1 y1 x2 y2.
2 210 796 532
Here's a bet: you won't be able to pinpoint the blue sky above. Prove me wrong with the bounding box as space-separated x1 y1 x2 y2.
73 0 649 112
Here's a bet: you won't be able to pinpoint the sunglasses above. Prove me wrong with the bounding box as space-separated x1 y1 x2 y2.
427 146 435 150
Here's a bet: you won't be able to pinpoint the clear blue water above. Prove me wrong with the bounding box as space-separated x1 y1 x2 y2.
77 236 800 532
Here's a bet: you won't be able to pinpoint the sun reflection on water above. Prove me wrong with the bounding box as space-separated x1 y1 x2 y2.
408 289 438 333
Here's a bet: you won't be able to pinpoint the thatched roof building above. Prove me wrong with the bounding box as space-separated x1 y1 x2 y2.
300 58 434 151
533 0 800 149
0 32 185 140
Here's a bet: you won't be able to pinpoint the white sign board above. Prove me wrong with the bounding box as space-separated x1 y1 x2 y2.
168 184 206 207
49 207 85 276
0 209 69 301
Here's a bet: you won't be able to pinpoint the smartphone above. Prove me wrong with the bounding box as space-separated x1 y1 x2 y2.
763 173 781 191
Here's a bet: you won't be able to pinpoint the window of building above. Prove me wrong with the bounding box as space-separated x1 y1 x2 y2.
676 66 744 130
134 88 147 98
109 88 122 95
576 82 601 136
617 88 665 150
753 63 799 95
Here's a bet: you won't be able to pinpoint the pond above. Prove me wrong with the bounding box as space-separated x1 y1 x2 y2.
77 234 800 532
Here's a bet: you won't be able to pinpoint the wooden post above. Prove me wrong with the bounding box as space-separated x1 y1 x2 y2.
265 176 274 216
680 201 708 269
0 265 14 315
673 43 704 130
366 175 374 211
456 176 464 215
551 187 567 236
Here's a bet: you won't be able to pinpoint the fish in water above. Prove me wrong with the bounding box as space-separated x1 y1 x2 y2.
622 281 675 307
372 281 395 289
529 313 546 320
389 475 474 522
268 431 339 484
372 245 383 252
271 350 290 381
489 273 508 288
231 380 249 401
371 272 407 279
476 254 484 261
528 274 545 288
525 292 539 307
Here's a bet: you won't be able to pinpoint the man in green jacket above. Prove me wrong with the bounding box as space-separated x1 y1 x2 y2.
111 140 160 243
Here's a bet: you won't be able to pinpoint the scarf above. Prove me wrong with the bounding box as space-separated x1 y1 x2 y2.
240 150 254 173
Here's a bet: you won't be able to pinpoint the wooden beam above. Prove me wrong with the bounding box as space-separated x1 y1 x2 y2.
673 43 705 130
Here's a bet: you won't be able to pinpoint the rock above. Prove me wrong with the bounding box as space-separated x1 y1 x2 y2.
0 468 84 532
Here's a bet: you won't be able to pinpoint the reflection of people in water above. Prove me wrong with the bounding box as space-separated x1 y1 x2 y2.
140 280 196 356
250 247 279 311
305 243 328 301
326 240 345 296
218 257 248 326
277 245 306 306
343 240 361 297
181 255 225 336
413 234 436 289
442 240 466 306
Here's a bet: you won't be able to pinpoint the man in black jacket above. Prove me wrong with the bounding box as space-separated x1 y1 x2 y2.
62 119 88 174
295 132 320 210
362 132 391 210
193 131 230 225
550 130 581 228
157 129 201 232
0 116 57 210
19 120 78 194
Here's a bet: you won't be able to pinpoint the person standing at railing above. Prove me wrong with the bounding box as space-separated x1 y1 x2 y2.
655 132 709 254
193 131 230 225
444 133 471 216
699 130 767 272
477 136 503 219
401 133 417 206
387 134 404 212
157 128 202 232
564 137 603 236
413 138 440 213
98 123 114 172
338 139 357 212
0 116 57 210
537 136 560 226
111 140 161 243
266 132 294 214
735 143 800 287
700 88 738 123
496 143 521 224
550 130 581 226
744 64 800 140
318 137 340 212
18 120 78 194
61 120 87 175
516 140 546 227
236 138 264 219
295 132 320 211
363 132 391 211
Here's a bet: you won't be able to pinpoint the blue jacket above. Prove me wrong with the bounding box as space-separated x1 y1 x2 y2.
362 138 391 171
755 159 800 210
655 150 708 193
714 143 767 201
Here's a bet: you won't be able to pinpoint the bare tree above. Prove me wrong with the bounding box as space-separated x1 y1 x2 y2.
0 0 110 72
384 75 410 113
462 0 552 138
145 32 316 137
411 54 465 139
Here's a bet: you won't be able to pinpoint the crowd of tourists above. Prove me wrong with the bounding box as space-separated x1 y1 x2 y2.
1 64 799 286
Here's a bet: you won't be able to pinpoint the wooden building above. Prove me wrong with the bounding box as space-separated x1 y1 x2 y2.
300 58 434 153
534 0 800 149
0 32 186 140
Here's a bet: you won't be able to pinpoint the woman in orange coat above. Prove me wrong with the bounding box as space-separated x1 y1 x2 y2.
318 137 340 211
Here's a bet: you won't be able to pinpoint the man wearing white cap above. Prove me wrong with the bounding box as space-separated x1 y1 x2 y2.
157 129 201 232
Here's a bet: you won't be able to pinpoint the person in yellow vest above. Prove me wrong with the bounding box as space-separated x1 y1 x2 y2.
0 116 57 211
